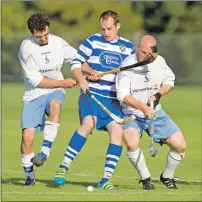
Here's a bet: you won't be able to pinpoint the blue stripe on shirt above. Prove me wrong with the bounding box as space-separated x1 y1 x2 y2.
89 79 115 86
82 39 93 51
77 49 89 60
89 87 117 98
131 48 135 54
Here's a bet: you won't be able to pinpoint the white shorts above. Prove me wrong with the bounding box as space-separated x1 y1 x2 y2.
21 90 64 134
122 109 180 145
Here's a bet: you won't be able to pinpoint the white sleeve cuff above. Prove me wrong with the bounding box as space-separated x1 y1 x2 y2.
117 92 130 104
71 65 82 71
31 75 43 87
162 81 175 87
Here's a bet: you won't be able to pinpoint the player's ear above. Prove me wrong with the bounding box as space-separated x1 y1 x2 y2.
116 23 121 30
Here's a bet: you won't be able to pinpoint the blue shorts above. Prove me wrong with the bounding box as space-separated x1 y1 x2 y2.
21 90 65 134
78 93 122 131
122 109 180 145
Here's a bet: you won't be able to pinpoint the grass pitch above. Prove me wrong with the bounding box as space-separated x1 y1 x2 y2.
2 83 202 201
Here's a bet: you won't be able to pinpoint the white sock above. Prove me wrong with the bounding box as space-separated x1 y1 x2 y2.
40 121 60 157
127 148 151 180
162 149 185 179
21 152 35 179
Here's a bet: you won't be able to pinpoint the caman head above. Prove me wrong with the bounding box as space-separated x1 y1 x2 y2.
137 35 158 63
149 45 158 62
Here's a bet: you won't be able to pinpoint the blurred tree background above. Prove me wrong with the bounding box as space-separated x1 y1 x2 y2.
1 1 202 84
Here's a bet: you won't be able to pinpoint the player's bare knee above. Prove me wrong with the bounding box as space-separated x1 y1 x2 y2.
80 119 95 135
175 142 186 153
168 132 186 158
22 128 34 146
50 100 61 112
22 128 34 138
124 128 140 151
176 133 186 153
84 124 94 134
86 121 95 131
126 141 139 152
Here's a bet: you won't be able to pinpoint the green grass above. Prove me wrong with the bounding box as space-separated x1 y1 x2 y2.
2 83 202 201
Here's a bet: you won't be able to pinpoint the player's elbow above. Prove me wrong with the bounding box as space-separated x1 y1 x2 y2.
71 65 81 71
71 60 83 71
29 77 43 88
116 91 127 104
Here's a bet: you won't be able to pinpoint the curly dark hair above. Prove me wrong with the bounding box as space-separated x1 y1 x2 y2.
27 12 50 34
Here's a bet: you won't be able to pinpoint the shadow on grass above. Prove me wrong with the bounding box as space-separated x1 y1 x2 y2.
1 178 98 188
152 179 202 186
2 178 201 189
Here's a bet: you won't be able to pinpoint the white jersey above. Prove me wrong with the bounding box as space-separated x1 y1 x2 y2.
116 54 175 118
18 34 77 102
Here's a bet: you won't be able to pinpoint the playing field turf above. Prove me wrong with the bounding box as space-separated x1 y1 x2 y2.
2 83 201 201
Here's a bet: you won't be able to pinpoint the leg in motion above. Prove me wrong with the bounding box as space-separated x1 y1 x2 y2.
32 92 64 167
21 128 35 186
31 121 60 167
124 127 154 190
97 122 123 190
160 131 186 189
54 116 95 185
20 95 49 184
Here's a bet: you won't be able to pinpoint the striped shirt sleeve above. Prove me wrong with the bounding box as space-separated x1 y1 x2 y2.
71 38 93 70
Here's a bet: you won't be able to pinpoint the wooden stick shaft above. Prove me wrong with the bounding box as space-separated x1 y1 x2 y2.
97 68 121 77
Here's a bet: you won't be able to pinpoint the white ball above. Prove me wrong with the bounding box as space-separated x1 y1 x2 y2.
87 185 94 192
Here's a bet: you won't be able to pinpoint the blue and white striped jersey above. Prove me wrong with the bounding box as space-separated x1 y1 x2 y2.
71 33 135 99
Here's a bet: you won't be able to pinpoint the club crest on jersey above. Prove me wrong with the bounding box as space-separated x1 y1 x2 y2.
140 70 150 82
119 45 126 52
45 55 50 64
144 75 150 82
100 51 123 69
153 84 159 90
55 64 59 71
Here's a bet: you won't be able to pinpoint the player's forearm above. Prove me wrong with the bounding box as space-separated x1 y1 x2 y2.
37 78 66 88
72 68 86 82
81 62 93 75
123 95 147 111
159 84 173 96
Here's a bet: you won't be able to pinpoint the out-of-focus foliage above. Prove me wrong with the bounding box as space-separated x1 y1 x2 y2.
1 1 202 84
2 1 142 77
131 1 202 33
19 1 142 40
131 1 202 84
